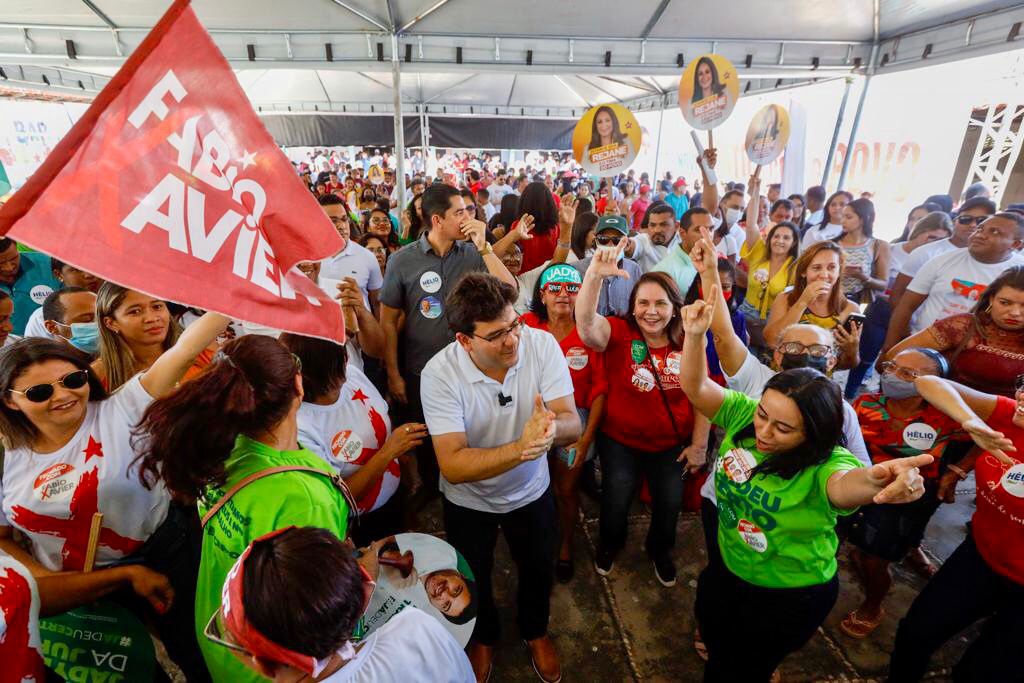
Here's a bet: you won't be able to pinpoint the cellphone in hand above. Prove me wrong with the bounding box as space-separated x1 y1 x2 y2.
844 313 867 333
557 446 577 468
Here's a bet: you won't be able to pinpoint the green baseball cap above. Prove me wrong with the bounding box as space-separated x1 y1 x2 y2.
539 263 583 289
597 214 629 235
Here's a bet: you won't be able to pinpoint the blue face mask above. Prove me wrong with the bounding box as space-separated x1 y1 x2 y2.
881 374 919 400
68 322 100 355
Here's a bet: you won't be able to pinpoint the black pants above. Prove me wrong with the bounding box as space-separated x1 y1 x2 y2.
400 372 440 495
112 502 210 683
442 487 557 645
349 488 404 548
695 559 838 682
889 532 1024 682
597 432 685 559
699 496 724 571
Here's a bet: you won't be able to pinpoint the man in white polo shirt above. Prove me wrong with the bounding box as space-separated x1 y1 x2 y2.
420 272 581 683
317 194 383 312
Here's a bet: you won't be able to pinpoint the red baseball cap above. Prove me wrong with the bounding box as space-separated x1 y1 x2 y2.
639 184 651 194
673 178 688 188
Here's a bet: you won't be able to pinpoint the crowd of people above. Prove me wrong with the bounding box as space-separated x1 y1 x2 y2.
0 137 1022 683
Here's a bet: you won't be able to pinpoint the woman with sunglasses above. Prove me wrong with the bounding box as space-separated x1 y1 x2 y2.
677 285 931 682
841 348 972 638
576 246 707 587
887 374 1023 682
522 264 607 583
133 334 355 683
0 311 230 682
206 526 474 682
885 266 1024 398
93 282 216 392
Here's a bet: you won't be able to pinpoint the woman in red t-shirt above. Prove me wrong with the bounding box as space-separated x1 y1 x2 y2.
509 182 562 272
576 246 710 587
889 374 1024 681
521 263 606 583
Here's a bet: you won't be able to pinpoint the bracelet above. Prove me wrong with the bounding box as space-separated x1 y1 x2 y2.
948 464 969 480
557 241 571 249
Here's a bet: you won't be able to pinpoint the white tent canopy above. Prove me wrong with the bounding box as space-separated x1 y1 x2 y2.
1 0 1023 116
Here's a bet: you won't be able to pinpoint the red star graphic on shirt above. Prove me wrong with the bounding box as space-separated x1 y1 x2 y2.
351 404 399 511
83 436 104 462
0 565 45 678
10 467 145 571
351 388 369 404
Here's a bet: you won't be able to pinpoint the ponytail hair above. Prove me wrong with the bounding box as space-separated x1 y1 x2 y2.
133 335 301 500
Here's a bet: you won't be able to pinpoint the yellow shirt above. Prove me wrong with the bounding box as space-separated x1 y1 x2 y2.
741 239 794 318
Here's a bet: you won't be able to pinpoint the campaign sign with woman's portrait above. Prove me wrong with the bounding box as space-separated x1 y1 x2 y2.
572 103 642 176
359 533 478 647
745 104 791 166
678 54 740 130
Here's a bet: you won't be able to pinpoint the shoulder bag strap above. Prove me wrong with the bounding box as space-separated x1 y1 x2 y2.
201 466 358 528
643 343 686 445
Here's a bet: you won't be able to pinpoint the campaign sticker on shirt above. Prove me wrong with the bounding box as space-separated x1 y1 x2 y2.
666 351 682 375
419 296 442 319
419 271 442 294
752 268 769 285
630 339 648 363
721 448 757 484
631 367 655 392
29 285 54 305
33 463 77 503
330 430 364 464
737 519 768 553
1000 463 1024 498
566 346 589 371
902 422 938 451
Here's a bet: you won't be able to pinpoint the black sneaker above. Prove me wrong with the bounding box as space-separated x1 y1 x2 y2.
594 546 615 576
653 555 677 587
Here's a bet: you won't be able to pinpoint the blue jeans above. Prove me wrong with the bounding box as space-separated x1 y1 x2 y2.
846 297 892 398
597 432 685 559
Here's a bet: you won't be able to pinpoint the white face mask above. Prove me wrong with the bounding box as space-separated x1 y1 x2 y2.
710 214 723 231
725 208 743 226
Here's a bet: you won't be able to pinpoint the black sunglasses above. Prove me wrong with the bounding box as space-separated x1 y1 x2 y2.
8 369 90 403
596 235 624 246
956 215 986 226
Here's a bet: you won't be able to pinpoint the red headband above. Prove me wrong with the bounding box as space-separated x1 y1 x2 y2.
221 527 333 677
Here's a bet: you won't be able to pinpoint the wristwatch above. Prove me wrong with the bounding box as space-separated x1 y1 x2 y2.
478 241 494 256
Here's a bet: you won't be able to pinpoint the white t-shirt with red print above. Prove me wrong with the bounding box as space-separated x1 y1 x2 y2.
297 366 399 514
0 375 171 572
0 552 45 682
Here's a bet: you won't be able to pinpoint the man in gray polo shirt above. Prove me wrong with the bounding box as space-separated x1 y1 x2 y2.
380 184 516 499
421 273 580 683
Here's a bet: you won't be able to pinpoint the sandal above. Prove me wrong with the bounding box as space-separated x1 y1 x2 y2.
693 628 708 662
905 547 938 579
840 608 885 639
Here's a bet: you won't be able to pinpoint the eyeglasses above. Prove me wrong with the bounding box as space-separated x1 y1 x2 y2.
956 215 987 226
369 216 390 225
542 282 581 295
777 342 832 358
8 369 90 403
595 235 624 246
878 361 923 381
474 318 523 344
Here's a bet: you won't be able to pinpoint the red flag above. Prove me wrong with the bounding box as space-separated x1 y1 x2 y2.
0 0 344 341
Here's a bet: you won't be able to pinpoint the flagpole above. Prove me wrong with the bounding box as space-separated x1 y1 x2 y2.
390 34 407 215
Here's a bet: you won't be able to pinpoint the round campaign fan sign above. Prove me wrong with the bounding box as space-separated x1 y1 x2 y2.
367 164 385 185
572 103 642 176
358 533 477 647
744 104 791 165
678 54 740 130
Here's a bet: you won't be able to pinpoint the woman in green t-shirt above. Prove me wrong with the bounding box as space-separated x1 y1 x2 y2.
677 247 933 682
133 334 354 683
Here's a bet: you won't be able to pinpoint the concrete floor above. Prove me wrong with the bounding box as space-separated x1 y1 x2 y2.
408 474 980 683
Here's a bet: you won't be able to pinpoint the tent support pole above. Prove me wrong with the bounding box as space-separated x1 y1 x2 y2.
653 102 665 183
820 77 853 189
391 33 406 211
837 43 878 191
